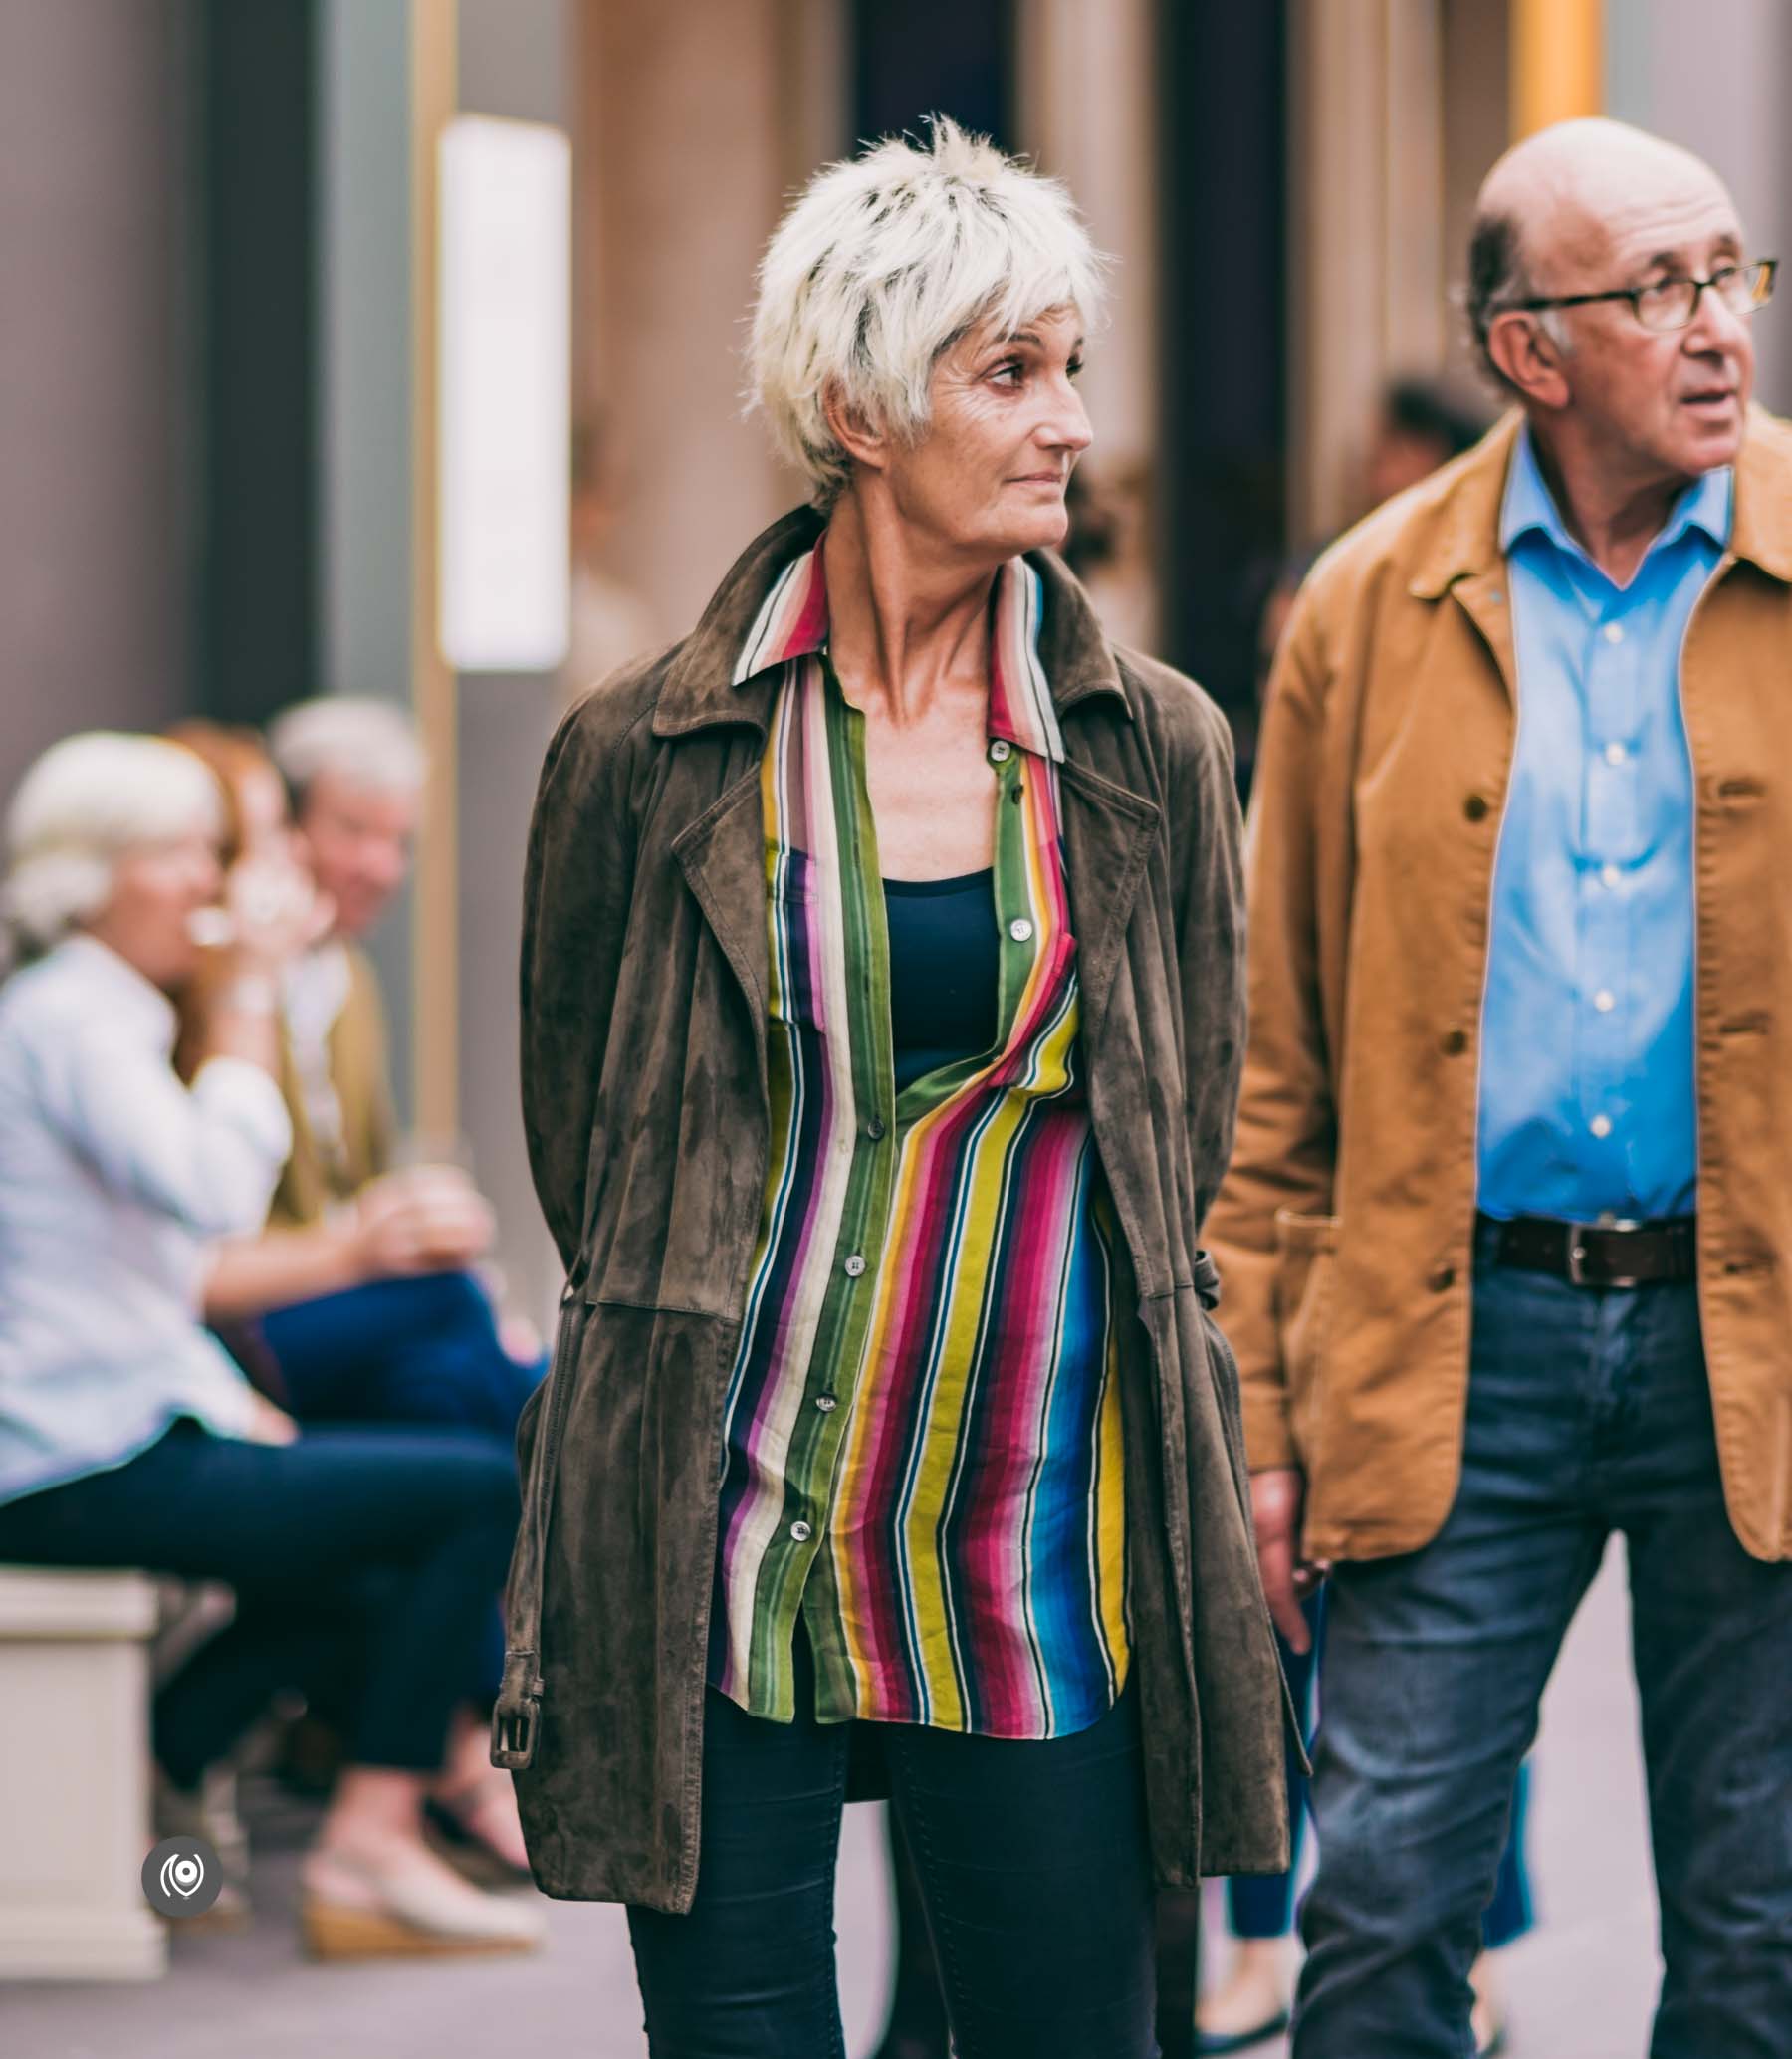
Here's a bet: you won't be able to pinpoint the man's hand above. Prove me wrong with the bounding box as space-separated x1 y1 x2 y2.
354 1168 496 1279
1250 1466 1329 1651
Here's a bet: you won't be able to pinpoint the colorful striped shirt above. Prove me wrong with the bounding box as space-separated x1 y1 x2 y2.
710 539 1129 1739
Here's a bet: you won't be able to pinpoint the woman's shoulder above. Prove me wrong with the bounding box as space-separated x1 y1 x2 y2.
1106 644 1236 781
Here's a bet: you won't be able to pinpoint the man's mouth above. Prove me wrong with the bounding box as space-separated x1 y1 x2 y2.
1681 389 1736 411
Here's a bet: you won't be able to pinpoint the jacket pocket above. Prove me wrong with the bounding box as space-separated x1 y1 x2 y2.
1273 1209 1339 1469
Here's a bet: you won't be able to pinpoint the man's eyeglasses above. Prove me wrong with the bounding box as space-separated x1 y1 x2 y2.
1507 258 1777 335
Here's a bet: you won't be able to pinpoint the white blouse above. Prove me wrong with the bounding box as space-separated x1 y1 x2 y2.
0 935 293 1503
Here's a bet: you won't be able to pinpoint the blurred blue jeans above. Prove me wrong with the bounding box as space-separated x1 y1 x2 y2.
1292 1220 1792 2058
260 1269 545 1439
258 1269 546 1708
1227 1602 1532 1950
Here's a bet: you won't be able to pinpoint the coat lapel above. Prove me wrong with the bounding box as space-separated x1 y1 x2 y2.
1057 755 1161 1052
671 762 772 1094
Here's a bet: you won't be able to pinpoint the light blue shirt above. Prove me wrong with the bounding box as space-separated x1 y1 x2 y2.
0 936 292 1503
1477 427 1730 1224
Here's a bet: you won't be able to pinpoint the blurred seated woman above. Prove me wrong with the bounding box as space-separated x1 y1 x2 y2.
168 720 544 1446
0 732 541 1959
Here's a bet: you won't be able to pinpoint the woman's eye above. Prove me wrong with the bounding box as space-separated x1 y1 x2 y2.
1067 357 1084 379
990 360 1024 385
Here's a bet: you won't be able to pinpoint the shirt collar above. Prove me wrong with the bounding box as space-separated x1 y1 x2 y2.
1499 422 1733 566
731 537 1066 764
56 933 179 1052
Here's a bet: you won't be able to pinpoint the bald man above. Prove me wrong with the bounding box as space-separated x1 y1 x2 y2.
1206 120 1792 2056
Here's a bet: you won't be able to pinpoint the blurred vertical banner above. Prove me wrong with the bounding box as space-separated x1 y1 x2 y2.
437 114 572 673
1511 0 1603 139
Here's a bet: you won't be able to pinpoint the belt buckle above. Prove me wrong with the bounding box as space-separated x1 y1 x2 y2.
1569 1216 1644 1289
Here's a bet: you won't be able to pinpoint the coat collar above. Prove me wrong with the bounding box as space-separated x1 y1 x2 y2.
1406 404 1792 601
652 505 1130 744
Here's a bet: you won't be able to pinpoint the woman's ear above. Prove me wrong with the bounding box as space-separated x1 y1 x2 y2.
821 383 889 477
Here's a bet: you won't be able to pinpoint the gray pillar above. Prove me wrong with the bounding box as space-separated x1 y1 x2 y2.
0 0 190 803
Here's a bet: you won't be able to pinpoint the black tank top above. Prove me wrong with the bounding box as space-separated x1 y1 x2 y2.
882 868 1000 1094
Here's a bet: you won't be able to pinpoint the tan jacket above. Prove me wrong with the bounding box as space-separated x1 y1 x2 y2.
266 946 394 1230
1206 409 1792 1565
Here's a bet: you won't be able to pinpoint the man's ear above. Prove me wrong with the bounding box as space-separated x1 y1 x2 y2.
821 383 889 477
1487 311 1571 412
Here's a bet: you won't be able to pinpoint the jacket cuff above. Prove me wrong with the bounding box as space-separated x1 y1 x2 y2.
1240 1377 1299 1474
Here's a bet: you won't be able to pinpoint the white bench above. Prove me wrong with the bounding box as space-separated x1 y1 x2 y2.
0 1567 167 1979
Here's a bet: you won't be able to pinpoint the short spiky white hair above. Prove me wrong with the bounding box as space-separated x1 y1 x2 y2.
748 116 1107 506
3 732 223 958
267 696 425 809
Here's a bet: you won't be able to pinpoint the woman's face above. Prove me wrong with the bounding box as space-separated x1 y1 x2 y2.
84 828 223 994
879 304 1092 562
234 766 294 864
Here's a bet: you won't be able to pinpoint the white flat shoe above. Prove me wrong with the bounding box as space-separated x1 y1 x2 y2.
300 1843 546 1960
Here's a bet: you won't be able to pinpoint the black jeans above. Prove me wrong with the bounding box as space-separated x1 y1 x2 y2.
1293 1226 1792 2058
628 1640 1159 2059
0 1416 519 1785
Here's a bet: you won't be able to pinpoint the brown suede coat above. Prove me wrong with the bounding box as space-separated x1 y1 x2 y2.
492 507 1291 1911
1208 408 1792 1566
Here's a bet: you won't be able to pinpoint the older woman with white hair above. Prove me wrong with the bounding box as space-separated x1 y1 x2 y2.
500 120 1289 2055
0 732 543 1959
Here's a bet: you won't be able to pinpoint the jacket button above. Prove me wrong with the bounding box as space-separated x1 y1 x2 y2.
789 1520 813 1543
1441 1029 1468 1055
1008 917 1034 943
1430 1264 1456 1292
865 1117 886 1141
989 739 1012 763
814 1395 837 1413
1463 794 1489 822
843 1254 866 1277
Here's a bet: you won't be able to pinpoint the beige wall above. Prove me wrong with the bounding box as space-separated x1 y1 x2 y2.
0 0 189 806
574 0 842 651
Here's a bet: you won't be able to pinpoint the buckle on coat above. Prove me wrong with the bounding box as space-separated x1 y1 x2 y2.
490 1649 545 1770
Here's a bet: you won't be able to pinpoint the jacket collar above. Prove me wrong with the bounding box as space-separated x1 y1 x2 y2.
653 504 1129 744
1407 405 1792 600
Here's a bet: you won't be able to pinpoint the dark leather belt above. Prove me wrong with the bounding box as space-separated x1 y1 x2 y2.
1478 1212 1697 1288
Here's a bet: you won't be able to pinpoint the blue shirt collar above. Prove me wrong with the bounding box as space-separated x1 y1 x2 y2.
1500 424 1732 567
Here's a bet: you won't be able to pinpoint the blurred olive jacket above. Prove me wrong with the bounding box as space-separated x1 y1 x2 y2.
491 507 1291 1912
1206 408 1792 1566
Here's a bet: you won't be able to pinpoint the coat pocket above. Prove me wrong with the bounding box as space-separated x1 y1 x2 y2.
1272 1209 1339 1469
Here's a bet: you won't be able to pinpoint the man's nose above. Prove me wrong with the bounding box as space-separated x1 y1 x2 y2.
1685 279 1750 356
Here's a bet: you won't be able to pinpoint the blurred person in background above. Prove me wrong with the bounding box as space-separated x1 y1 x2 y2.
240 700 545 1435
0 732 542 1959
496 117 1287 2058
1357 375 1495 516
1208 118 1792 2058
167 719 543 1880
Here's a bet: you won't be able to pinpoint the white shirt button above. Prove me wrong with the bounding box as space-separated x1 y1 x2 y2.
1590 1114 1614 1139
789 1520 813 1543
1594 990 1616 1013
814 1395 837 1414
1602 622 1625 644
989 739 1012 762
1605 742 1628 766
1008 917 1034 944
1601 863 1622 889
842 1253 866 1277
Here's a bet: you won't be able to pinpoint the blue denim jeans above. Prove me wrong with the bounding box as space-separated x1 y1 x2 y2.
1227 1596 1532 1951
1293 1223 1792 2058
